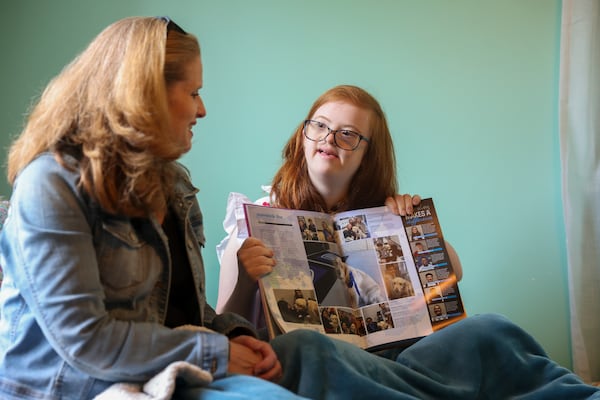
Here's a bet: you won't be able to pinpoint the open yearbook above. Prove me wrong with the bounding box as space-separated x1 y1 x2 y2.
244 198 466 351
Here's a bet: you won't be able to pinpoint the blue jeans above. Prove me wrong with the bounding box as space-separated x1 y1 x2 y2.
175 375 308 400
270 313 600 400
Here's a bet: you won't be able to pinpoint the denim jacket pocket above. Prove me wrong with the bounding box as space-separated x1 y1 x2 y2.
96 219 159 298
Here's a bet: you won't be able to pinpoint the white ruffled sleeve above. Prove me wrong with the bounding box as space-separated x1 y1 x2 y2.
215 189 270 313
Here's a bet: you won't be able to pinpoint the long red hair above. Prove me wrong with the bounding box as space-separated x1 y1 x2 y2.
271 85 397 212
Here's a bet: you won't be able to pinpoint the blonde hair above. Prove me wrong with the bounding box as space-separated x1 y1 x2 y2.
271 85 398 212
7 16 200 217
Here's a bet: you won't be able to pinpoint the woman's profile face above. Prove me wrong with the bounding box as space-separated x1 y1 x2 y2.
166 55 205 156
303 101 371 191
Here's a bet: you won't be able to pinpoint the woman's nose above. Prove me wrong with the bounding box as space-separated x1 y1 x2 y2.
196 97 206 118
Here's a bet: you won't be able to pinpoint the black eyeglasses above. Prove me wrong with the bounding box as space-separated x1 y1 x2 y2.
157 16 186 35
303 120 370 151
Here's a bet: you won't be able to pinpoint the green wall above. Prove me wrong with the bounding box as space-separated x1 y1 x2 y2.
1 1 569 367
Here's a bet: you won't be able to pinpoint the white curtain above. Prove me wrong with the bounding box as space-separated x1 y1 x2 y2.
559 0 600 384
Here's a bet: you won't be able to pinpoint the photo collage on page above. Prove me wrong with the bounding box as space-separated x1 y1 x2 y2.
404 204 464 324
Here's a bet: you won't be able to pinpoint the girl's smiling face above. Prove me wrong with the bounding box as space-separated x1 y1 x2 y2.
166 55 205 155
303 101 371 191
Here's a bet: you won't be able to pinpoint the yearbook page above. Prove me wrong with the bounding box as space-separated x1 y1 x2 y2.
244 198 465 351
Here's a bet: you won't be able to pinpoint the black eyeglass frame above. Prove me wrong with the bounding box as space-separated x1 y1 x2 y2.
157 16 187 35
303 119 371 151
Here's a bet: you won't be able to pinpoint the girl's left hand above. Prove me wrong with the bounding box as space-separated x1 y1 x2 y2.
385 194 421 216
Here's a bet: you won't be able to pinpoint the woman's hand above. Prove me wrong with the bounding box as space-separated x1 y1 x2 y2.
228 335 282 382
385 194 422 216
237 237 276 282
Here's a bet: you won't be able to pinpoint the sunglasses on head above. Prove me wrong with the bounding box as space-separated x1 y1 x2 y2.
157 16 186 35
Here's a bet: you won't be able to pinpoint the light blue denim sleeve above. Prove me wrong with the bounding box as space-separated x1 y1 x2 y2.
2 155 229 382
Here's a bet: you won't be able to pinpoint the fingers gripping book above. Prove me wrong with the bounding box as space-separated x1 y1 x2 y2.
243 198 466 351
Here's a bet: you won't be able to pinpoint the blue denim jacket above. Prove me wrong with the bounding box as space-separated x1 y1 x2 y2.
0 153 256 399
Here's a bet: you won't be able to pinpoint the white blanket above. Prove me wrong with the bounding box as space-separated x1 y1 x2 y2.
94 361 212 400
94 326 215 400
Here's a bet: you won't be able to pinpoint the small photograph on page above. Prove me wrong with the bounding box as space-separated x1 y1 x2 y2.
429 303 448 322
407 224 424 241
421 270 439 288
337 307 363 336
320 307 340 333
298 216 319 240
337 214 370 242
355 314 367 336
381 262 415 300
424 286 443 302
321 307 367 336
273 288 321 325
318 220 337 243
406 221 439 241
411 240 428 258
417 254 435 272
362 302 395 333
320 306 367 336
374 235 403 264
298 216 332 242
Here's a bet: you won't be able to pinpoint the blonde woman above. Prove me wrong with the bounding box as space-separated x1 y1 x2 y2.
0 17 293 400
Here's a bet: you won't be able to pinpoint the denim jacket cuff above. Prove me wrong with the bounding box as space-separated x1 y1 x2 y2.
210 312 258 338
197 332 229 378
